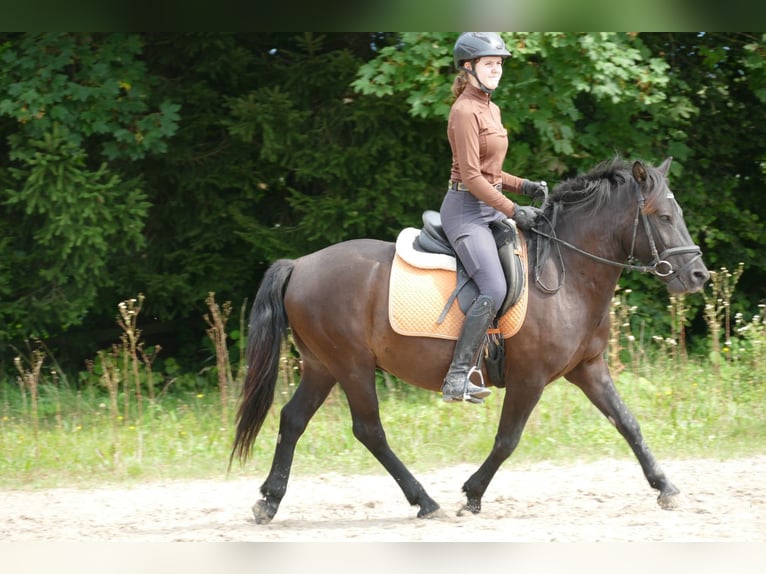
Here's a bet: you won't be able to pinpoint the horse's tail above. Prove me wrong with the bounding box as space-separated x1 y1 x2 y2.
229 258 295 467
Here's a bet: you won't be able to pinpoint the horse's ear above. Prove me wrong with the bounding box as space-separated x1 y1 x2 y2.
632 161 647 184
657 156 673 176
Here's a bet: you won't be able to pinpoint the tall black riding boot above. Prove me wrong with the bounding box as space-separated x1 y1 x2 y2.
441 295 496 403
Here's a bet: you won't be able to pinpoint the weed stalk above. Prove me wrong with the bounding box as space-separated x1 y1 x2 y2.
117 295 145 463
205 292 233 429
13 347 44 457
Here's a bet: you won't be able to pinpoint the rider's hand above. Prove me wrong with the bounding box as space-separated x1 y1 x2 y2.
521 179 547 201
511 205 542 230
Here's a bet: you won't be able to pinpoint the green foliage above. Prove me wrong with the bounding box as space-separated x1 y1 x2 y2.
635 33 766 317
741 34 766 104
1 129 149 336
225 33 445 251
0 33 179 161
732 303 766 377
0 33 178 345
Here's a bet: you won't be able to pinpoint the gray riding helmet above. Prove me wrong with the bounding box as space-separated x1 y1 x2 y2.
453 32 511 69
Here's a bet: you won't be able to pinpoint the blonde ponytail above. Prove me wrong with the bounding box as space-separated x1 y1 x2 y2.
451 70 469 99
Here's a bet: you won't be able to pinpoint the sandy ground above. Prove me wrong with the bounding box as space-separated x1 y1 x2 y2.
2 454 765 543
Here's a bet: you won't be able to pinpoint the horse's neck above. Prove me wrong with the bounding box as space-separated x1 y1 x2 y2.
553 209 627 307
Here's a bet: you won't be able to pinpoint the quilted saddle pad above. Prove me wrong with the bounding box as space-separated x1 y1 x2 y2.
388 237 528 340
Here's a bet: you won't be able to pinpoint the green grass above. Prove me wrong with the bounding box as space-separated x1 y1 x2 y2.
2 351 764 490
0 388 238 487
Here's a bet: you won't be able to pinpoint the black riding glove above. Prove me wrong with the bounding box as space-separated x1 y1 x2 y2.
521 179 547 201
511 205 542 230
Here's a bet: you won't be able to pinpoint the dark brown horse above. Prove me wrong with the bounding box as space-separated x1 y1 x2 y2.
231 157 709 523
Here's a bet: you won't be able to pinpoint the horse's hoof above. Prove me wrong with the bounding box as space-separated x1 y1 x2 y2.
457 500 481 516
417 501 442 519
252 499 277 524
657 490 680 510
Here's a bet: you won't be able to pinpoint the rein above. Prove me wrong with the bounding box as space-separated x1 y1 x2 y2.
530 181 703 294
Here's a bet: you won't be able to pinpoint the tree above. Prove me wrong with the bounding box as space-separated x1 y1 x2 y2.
51 32 447 368
637 33 766 318
0 33 179 346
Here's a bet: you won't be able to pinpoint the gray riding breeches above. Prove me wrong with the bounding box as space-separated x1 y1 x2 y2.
439 188 507 311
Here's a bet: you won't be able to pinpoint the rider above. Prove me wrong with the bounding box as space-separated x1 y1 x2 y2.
440 32 545 403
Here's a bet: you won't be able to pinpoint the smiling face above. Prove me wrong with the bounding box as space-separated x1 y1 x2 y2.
465 56 504 91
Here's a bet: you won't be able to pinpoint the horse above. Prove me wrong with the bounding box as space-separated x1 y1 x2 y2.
230 156 709 523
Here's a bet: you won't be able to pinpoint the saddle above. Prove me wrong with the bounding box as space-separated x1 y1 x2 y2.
390 211 529 388
413 210 525 318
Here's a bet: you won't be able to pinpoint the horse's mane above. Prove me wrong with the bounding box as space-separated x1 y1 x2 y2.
549 156 667 216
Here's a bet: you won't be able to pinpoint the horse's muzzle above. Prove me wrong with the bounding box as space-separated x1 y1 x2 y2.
661 250 710 294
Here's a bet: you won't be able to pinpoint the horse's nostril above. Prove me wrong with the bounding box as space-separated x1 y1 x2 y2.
696 269 711 284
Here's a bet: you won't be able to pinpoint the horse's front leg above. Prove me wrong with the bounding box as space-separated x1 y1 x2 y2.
566 357 680 509
461 382 545 515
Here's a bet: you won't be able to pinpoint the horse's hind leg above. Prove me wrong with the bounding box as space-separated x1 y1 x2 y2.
566 357 680 509
341 370 441 519
253 360 336 524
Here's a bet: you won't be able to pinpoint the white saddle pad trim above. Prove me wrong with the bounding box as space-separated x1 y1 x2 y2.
395 227 457 271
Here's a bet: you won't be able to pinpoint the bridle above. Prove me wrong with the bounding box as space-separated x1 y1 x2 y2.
626 186 704 279
530 180 703 294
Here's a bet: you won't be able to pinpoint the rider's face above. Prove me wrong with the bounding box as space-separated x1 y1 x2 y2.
468 57 503 90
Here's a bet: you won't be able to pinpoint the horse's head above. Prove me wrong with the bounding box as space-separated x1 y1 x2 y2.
630 157 710 294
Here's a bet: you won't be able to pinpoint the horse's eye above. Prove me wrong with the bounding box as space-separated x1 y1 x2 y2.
659 214 672 223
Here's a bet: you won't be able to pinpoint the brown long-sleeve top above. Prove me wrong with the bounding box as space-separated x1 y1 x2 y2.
448 84 525 218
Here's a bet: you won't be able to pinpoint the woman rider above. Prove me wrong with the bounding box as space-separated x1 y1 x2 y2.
440 32 546 403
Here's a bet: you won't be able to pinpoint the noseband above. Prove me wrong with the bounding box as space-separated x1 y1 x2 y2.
531 180 703 293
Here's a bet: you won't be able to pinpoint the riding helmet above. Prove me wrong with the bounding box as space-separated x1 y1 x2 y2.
453 32 511 69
